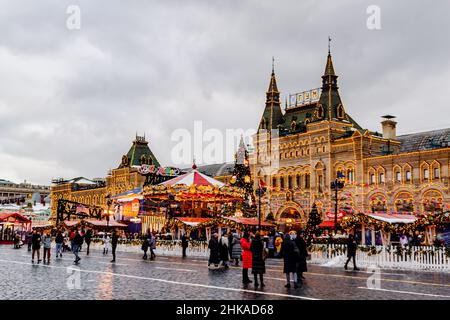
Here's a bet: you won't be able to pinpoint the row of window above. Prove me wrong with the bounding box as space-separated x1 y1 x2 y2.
369 167 440 185
280 146 328 160
269 173 311 190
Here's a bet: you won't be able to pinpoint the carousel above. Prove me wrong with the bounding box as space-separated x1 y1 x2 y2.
143 163 246 238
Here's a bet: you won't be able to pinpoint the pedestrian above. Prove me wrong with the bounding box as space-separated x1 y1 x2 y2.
181 233 189 258
231 232 242 266
344 234 360 271
294 229 308 286
281 233 299 288
208 233 220 268
26 231 33 252
42 231 52 264
219 232 230 268
84 228 92 255
240 231 252 284
149 232 156 260
267 231 275 258
55 230 64 258
141 236 149 260
250 232 265 287
31 229 42 264
111 230 119 263
400 234 409 247
72 229 83 264
227 231 233 259
103 233 110 255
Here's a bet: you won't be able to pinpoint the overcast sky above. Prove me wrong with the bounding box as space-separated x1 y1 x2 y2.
0 0 449 185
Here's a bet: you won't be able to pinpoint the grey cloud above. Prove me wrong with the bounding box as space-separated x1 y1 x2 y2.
0 0 449 184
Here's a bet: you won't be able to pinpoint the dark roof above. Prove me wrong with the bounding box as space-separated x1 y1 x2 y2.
0 179 14 185
183 163 234 177
125 136 161 167
396 128 450 153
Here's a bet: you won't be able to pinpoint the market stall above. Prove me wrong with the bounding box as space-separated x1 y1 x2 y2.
0 213 31 243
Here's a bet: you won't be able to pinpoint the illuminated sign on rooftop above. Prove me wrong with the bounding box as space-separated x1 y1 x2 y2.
287 88 321 109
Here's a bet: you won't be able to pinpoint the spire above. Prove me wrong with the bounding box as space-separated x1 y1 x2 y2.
258 58 284 130
267 57 279 93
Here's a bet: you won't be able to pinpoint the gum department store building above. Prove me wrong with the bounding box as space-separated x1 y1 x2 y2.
51 51 449 226
250 51 449 224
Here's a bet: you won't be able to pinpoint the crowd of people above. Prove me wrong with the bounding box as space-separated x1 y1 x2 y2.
23 227 121 264
15 226 365 291
207 229 309 289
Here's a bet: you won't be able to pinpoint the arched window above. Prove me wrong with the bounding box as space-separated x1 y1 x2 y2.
347 168 355 183
305 173 310 188
379 172 385 183
337 104 344 119
370 174 375 185
288 176 293 189
431 161 440 179
405 170 411 182
317 105 324 118
296 174 301 189
272 176 277 188
280 176 285 190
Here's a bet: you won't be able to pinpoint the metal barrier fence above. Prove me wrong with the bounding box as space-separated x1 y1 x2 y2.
89 240 450 271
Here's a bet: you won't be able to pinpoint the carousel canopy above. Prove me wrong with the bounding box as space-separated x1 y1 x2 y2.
367 213 417 224
160 169 225 187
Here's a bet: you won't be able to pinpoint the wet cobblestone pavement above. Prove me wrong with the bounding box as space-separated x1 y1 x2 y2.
0 246 449 300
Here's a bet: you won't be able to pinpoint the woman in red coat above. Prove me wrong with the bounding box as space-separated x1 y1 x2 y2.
240 231 252 284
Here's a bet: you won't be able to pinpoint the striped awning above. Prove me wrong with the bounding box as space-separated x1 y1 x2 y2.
160 169 224 187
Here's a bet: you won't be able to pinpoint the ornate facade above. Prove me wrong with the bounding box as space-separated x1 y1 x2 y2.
50 135 160 219
250 52 450 225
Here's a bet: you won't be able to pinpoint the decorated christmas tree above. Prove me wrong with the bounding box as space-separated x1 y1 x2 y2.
230 136 254 208
305 203 322 243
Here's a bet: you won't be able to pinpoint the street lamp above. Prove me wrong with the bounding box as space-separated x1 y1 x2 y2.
330 175 345 233
255 180 267 231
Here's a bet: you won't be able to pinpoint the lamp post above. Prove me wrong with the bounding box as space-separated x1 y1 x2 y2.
255 182 267 231
330 176 345 234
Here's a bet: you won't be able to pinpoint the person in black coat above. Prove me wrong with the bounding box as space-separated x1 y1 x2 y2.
181 234 189 258
281 233 299 288
219 233 230 268
141 237 150 260
250 232 265 287
294 230 308 284
208 233 220 267
84 228 93 256
344 234 360 270
111 230 119 263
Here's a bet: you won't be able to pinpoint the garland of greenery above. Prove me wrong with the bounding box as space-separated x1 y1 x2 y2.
340 211 450 234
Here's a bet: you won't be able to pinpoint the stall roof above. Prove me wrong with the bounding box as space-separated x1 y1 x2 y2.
176 217 211 227
318 220 338 228
367 213 417 224
0 212 30 223
112 187 143 201
224 216 274 227
85 219 127 228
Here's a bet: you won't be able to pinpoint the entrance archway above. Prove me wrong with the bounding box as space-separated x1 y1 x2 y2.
276 202 306 232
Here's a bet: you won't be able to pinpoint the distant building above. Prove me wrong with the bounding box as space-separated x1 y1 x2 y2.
0 179 50 203
50 135 164 219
